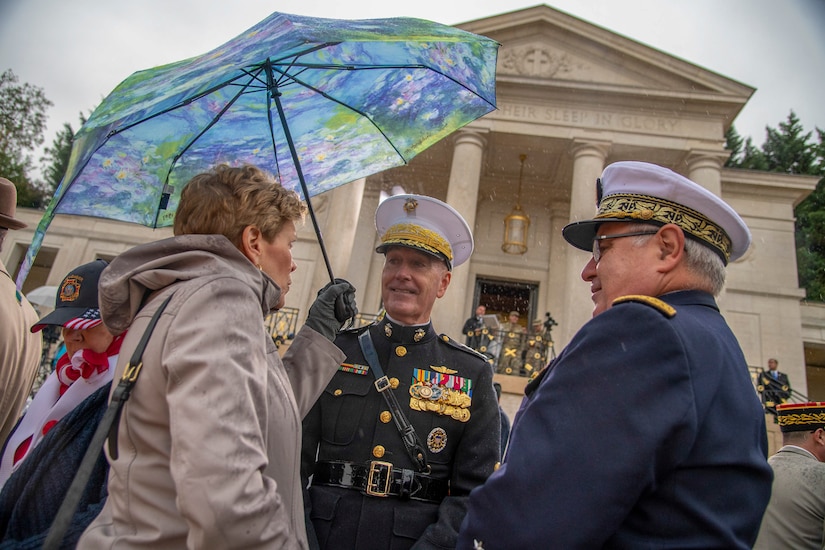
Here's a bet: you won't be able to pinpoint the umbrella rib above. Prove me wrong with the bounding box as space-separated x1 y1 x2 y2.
269 61 496 162
149 68 263 227
269 64 410 162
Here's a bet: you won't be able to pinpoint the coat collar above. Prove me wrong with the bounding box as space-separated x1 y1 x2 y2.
370 316 436 345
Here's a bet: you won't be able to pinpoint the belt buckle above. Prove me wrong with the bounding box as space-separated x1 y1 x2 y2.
366 461 393 497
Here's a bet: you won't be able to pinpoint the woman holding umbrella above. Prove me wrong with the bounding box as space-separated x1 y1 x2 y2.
79 164 356 549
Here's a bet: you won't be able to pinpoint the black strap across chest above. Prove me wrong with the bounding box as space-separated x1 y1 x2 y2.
358 330 430 473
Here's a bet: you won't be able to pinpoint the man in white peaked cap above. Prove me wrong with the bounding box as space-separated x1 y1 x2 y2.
302 194 500 550
460 161 772 549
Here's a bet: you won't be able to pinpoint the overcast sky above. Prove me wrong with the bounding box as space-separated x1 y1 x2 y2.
1 0 823 176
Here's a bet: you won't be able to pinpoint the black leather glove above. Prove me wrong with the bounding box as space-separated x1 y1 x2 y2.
304 278 358 342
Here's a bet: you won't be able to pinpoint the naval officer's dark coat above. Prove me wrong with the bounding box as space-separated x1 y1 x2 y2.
302 318 500 550
458 290 773 549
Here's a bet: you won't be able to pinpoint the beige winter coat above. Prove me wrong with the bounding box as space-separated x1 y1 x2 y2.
79 235 345 549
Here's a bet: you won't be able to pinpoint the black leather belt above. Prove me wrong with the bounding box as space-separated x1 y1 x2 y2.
313 460 448 503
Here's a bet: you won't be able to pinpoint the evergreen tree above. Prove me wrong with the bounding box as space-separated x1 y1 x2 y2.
724 126 744 168
793 126 825 301
763 111 817 174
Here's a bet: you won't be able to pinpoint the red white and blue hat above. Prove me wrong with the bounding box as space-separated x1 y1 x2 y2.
562 161 751 264
31 259 108 333
375 194 473 271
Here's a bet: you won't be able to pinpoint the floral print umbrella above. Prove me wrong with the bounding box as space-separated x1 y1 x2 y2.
18 11 498 287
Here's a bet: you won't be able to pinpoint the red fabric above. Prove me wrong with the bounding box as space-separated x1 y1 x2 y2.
56 333 124 396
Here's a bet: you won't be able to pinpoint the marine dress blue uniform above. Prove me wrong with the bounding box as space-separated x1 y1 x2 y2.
302 194 500 550
302 318 499 550
458 290 772 548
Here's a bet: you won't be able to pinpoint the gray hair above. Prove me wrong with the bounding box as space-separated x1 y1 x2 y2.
623 222 726 296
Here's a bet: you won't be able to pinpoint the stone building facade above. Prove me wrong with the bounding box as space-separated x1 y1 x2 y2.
4 6 824 409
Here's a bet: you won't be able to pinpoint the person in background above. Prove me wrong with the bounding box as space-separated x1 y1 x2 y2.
79 164 356 549
302 194 500 550
0 259 118 548
0 177 41 446
459 161 772 549
496 311 524 375
754 402 825 550
462 304 486 351
759 357 792 414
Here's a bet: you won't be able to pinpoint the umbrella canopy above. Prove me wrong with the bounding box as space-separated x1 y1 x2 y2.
17 12 498 288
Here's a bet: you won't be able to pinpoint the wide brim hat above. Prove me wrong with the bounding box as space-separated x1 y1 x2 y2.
0 177 27 230
562 161 751 265
776 402 825 433
375 194 473 270
31 259 108 333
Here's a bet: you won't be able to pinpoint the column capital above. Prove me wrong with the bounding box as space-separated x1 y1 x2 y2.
569 138 611 161
452 127 489 149
685 149 730 171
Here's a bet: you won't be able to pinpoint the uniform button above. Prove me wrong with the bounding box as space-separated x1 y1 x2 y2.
395 346 407 357
333 389 343 396
373 445 386 458
389 377 400 389
380 411 392 423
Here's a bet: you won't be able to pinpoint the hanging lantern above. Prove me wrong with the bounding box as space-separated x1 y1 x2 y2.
502 154 530 254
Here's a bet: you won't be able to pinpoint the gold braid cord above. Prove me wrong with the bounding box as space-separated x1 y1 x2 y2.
596 194 732 261
381 223 453 262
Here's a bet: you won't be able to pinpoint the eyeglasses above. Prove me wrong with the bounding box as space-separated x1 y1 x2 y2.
592 230 659 263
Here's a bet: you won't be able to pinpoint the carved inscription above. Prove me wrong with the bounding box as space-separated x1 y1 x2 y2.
496 103 679 132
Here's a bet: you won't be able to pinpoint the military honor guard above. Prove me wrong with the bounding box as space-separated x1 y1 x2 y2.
754 402 825 550
496 311 525 375
302 195 501 550
459 161 772 549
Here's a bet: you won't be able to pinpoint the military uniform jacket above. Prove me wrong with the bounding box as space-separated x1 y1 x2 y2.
458 290 772 549
754 445 825 550
302 318 500 550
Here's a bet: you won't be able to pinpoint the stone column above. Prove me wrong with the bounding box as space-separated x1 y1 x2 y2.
433 128 487 337
562 140 610 345
685 150 731 305
686 150 729 196
346 184 382 315
546 205 568 332
309 178 365 300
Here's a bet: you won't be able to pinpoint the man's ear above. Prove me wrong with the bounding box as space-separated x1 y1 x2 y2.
240 225 263 264
436 268 452 299
656 224 685 268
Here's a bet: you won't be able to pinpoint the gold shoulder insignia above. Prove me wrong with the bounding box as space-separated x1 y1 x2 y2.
612 295 676 318
431 365 458 375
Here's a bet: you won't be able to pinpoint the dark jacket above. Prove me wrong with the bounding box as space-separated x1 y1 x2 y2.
459 290 773 549
302 318 500 550
0 385 110 550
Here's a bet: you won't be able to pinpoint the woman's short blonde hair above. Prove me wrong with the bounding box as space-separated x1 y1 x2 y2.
173 164 306 248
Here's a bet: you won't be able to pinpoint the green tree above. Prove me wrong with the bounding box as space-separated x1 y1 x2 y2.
0 69 52 207
724 126 744 168
727 111 825 301
763 111 818 174
794 126 825 301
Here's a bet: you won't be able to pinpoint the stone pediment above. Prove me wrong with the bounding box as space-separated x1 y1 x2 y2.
458 5 753 99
